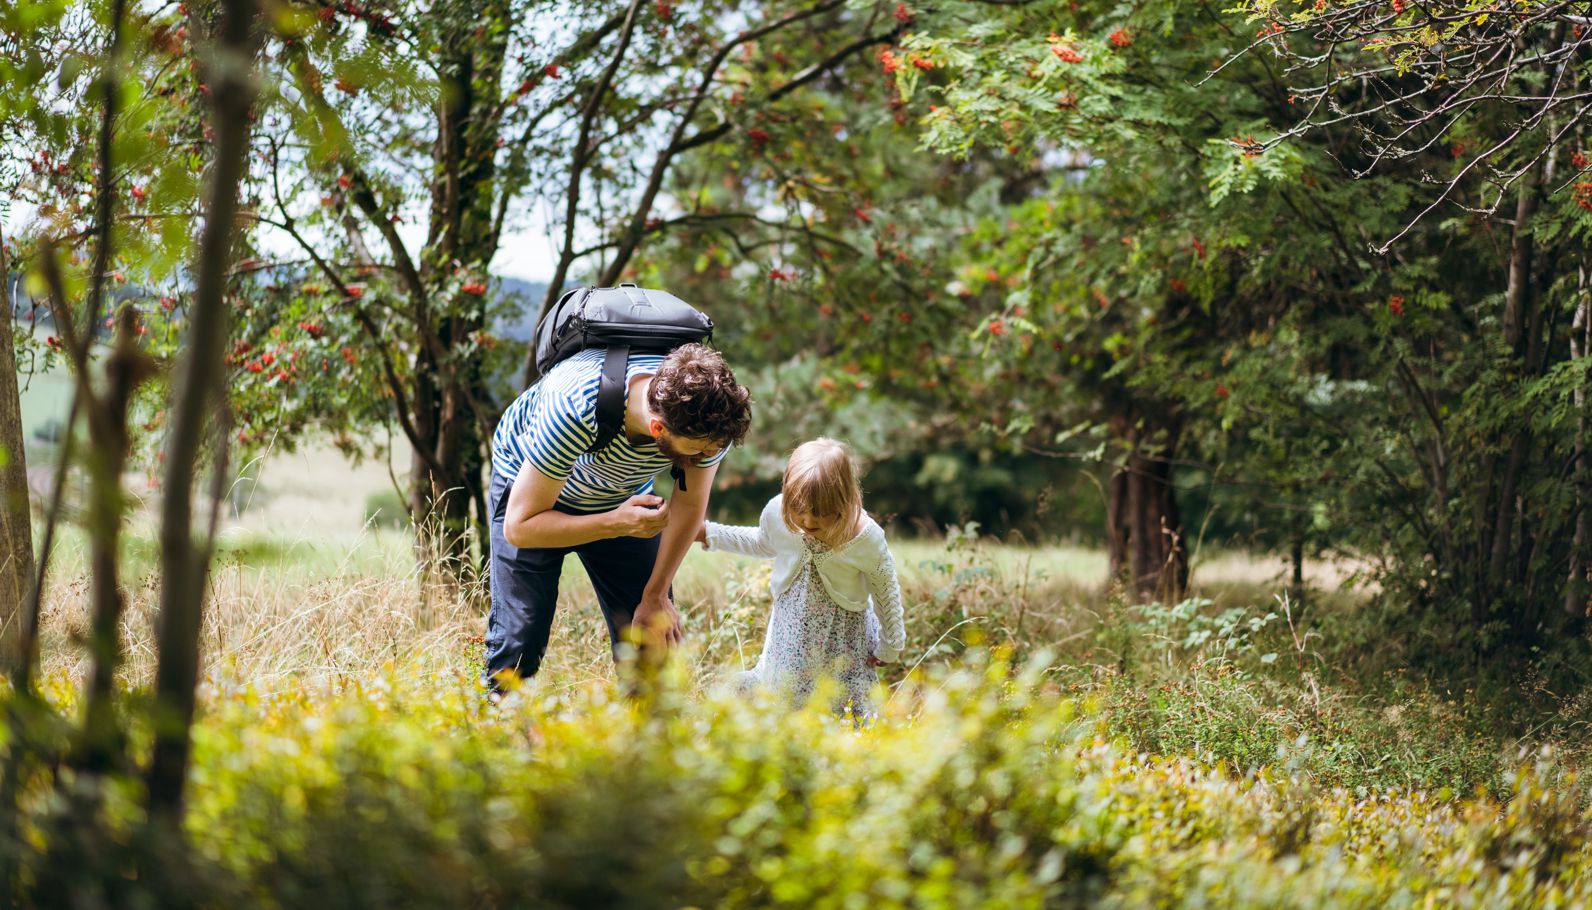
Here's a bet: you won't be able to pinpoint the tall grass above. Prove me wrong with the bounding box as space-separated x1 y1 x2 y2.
28 526 1592 797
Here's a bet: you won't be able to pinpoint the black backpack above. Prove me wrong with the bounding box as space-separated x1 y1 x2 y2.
533 283 714 456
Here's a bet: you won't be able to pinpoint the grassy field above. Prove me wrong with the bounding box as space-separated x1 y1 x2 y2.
15 369 1592 907
18 523 1592 908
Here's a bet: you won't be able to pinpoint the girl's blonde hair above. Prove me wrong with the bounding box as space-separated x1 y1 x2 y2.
781 438 863 546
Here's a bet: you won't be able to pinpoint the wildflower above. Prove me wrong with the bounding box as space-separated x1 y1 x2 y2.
911 55 934 70
345 285 364 298
341 346 358 364
1109 28 1132 47
298 321 325 338
1216 383 1230 398
543 63 560 79
878 48 902 74
899 311 913 324
818 304 834 317
462 281 488 295
747 126 771 151
131 185 148 201
989 319 1006 336
337 175 352 189
1388 295 1406 316
1170 277 1187 293
893 3 913 23
1053 44 1083 63
655 1 673 21
1392 0 1403 11
1572 151 1589 170
861 313 873 325
769 268 794 282
854 207 873 223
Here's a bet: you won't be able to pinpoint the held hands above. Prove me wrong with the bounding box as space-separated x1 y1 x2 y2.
694 521 708 547
609 494 671 538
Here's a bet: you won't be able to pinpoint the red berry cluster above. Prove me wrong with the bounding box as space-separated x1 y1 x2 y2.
1048 34 1084 63
1575 182 1592 212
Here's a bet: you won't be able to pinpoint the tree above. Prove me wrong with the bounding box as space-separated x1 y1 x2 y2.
235 0 904 576
146 0 262 821
0 228 33 672
892 0 1592 635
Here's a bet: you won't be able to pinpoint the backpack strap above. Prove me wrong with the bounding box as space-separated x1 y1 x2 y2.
587 345 630 455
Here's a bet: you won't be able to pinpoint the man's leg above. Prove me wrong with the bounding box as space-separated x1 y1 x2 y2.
484 471 568 686
573 531 666 660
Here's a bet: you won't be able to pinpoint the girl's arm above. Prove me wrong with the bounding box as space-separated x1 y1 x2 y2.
866 542 906 663
703 518 778 559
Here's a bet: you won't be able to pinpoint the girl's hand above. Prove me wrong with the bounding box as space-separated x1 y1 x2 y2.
867 654 887 667
694 522 708 546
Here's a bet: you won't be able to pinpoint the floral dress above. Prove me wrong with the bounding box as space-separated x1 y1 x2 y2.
737 535 882 714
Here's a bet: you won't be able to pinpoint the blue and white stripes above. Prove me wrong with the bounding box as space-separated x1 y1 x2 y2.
491 349 727 511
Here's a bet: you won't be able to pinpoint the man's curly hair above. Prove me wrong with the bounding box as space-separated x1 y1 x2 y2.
647 343 752 447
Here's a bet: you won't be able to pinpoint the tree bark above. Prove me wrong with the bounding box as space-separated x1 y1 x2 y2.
1567 259 1591 632
0 228 35 674
1105 417 1188 600
1487 165 1541 586
146 0 259 820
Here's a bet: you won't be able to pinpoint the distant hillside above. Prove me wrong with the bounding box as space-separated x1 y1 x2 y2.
494 277 548 341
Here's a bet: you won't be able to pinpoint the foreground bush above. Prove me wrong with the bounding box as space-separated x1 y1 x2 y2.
4 651 1590 909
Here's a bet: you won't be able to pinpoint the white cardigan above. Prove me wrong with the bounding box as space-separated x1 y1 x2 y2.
704 495 907 663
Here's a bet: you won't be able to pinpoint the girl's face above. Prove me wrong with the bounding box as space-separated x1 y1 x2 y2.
792 508 843 540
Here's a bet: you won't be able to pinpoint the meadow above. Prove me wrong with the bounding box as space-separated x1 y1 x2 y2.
15 512 1592 908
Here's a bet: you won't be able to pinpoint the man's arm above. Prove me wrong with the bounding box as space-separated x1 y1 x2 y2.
633 461 718 643
503 461 669 549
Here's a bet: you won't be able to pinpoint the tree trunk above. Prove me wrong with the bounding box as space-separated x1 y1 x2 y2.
146 0 259 820
1106 418 1188 601
1567 260 1591 633
1487 165 1541 587
0 229 34 674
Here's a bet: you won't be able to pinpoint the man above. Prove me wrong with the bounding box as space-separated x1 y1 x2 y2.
484 342 752 687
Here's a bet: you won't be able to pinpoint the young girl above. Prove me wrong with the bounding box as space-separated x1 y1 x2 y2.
697 438 906 713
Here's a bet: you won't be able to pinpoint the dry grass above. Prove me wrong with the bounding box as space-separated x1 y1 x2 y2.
32 523 1358 706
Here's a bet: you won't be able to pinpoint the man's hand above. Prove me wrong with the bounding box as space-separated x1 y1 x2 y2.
632 590 681 647
608 494 671 539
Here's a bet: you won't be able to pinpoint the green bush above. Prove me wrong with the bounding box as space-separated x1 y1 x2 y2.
362 489 409 531
4 652 1591 909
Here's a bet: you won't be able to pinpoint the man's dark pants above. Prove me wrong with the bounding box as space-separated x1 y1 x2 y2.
484 469 662 684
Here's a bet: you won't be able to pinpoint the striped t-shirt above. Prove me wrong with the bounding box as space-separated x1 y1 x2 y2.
491 349 730 511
